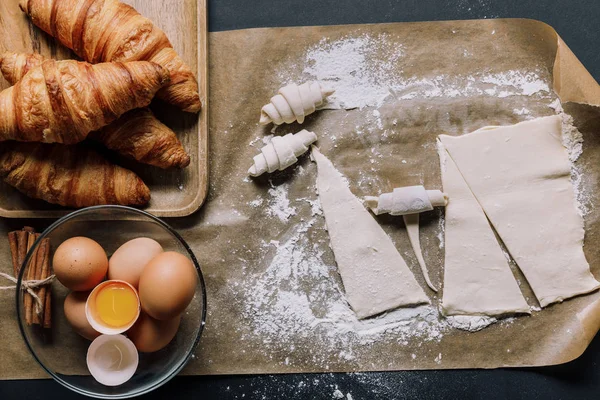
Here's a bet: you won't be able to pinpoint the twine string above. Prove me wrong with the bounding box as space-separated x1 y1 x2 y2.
0 272 55 315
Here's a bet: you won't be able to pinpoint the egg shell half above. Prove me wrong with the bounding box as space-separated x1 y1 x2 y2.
63 291 100 341
138 252 197 320
53 237 108 291
87 334 138 387
108 237 164 288
86 280 141 335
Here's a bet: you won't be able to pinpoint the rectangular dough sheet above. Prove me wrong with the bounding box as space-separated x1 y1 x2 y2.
439 143 530 316
440 116 600 307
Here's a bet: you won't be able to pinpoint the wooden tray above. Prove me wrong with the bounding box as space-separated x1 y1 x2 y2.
0 0 208 218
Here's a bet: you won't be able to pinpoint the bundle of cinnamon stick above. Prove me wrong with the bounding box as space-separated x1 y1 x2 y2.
8 227 52 327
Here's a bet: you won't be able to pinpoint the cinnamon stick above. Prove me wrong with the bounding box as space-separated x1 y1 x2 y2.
16 230 28 277
32 238 48 325
8 231 19 277
43 290 52 329
24 232 40 325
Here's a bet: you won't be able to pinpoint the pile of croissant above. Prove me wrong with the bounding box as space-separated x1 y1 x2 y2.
0 0 201 208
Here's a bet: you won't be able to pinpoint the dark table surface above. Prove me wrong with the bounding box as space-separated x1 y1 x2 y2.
2 1 600 399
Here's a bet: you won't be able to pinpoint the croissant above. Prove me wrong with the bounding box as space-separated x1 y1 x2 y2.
0 52 45 84
0 59 169 144
0 53 190 169
20 0 201 113
259 82 334 125
0 142 150 207
364 186 449 216
90 108 190 169
248 129 317 176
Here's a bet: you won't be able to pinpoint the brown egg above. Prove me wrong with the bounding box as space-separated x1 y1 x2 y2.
138 252 197 320
53 237 108 291
127 311 181 352
108 238 163 288
63 291 100 341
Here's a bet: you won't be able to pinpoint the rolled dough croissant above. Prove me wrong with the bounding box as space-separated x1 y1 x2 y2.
248 130 317 176
0 59 169 144
364 186 448 216
0 52 189 169
365 186 448 293
259 82 334 125
0 142 150 207
19 0 201 113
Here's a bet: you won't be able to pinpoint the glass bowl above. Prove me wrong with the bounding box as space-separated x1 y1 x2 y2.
16 205 207 399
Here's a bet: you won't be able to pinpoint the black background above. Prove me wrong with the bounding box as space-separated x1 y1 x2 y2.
2 1 600 399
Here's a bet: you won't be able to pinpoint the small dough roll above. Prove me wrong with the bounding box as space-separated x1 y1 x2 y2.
248 130 317 176
364 186 448 216
259 82 334 125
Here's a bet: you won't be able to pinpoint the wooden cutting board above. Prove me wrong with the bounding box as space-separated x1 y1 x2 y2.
0 0 208 218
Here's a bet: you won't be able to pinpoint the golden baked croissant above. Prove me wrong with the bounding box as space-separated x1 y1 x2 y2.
20 0 201 113
90 109 190 169
0 142 150 207
0 52 45 84
0 52 190 169
0 58 169 144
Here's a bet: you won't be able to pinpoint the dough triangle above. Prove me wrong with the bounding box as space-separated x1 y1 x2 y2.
439 143 530 316
440 116 600 307
312 147 429 319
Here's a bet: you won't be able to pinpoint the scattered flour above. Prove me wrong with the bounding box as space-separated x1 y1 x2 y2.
266 183 297 221
436 208 445 249
242 195 504 364
302 35 404 109
513 107 531 116
300 34 551 110
549 99 591 217
248 198 264 208
445 315 497 332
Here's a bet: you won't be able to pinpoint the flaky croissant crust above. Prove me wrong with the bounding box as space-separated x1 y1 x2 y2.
0 59 169 144
0 141 150 207
20 0 201 113
0 52 190 169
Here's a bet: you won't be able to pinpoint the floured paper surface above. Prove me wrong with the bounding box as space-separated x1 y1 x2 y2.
2 19 600 379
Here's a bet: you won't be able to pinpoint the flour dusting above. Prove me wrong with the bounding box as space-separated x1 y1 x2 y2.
300 34 551 110
446 315 497 332
266 183 297 221
549 99 591 217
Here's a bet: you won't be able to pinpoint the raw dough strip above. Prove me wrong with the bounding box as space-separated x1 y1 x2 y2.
312 147 429 319
259 82 334 125
440 116 600 307
404 214 437 292
364 186 448 292
248 130 317 176
439 142 530 316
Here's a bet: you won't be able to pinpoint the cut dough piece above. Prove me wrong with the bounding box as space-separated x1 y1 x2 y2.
259 82 334 125
404 213 438 292
439 144 530 316
364 186 448 293
248 130 317 176
312 147 429 319
440 116 600 307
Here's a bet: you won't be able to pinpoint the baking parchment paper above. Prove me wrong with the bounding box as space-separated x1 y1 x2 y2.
2 18 600 379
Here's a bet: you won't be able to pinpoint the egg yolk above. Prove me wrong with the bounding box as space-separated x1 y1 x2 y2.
95 283 138 327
